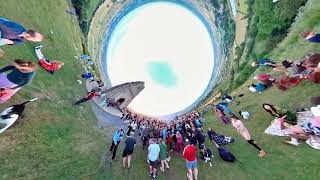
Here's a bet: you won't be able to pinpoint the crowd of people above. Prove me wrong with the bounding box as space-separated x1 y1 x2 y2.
106 30 320 180
0 9 319 180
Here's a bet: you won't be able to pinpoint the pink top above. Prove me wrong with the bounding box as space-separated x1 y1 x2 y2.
232 119 251 140
311 117 320 128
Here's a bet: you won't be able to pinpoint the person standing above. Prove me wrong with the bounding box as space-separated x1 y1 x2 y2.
122 132 136 168
110 127 124 160
148 138 160 179
0 17 43 46
159 138 170 172
0 59 36 103
183 139 198 180
230 116 266 158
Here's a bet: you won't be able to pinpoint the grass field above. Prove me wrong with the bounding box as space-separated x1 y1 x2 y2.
0 0 106 179
0 0 319 180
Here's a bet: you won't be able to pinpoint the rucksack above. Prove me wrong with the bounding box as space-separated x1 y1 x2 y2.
218 147 236 162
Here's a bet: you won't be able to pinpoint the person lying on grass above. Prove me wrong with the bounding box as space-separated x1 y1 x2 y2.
207 128 234 146
248 83 268 93
35 45 64 74
0 17 43 46
251 58 278 68
0 59 36 103
301 31 320 43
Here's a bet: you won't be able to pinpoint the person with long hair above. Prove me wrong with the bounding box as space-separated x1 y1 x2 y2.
0 59 36 103
262 103 297 125
230 116 266 158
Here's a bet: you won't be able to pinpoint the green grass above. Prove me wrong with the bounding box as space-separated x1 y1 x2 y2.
1 0 319 180
0 0 105 179
85 0 102 21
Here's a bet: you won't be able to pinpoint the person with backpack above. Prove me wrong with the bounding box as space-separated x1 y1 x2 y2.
183 139 198 180
231 115 266 158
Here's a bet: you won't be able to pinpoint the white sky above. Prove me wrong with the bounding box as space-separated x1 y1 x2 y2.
106 2 214 116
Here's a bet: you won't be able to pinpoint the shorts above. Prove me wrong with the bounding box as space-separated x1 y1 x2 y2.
186 160 197 169
199 143 205 149
149 159 159 168
122 149 133 157
301 123 320 136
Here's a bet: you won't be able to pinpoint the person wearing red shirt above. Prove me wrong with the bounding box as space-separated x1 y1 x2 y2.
73 91 98 106
183 139 198 180
35 45 64 74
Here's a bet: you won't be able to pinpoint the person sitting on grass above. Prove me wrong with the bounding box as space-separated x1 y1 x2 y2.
253 74 276 87
262 103 297 125
301 31 320 43
34 45 64 74
0 59 36 103
251 58 278 68
200 144 214 167
284 115 320 150
230 115 267 158
0 17 43 46
248 83 267 93
207 128 234 147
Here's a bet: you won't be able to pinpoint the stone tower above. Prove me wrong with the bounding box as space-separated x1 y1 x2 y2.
103 81 145 110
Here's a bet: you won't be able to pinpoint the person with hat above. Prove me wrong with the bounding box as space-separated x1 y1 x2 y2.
0 59 36 103
110 127 124 160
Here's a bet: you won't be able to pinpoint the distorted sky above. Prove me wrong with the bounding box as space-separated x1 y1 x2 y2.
106 2 214 116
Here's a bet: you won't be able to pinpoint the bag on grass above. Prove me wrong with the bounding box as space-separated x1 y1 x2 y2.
218 147 236 162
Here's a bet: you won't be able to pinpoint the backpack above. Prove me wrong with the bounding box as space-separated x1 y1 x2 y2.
218 147 236 162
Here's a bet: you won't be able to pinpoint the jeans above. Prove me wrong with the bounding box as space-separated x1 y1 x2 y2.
110 140 120 160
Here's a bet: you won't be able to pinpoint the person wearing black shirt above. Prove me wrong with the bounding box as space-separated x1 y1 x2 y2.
122 132 136 168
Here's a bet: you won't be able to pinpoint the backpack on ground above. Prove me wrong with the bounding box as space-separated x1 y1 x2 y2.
218 147 236 162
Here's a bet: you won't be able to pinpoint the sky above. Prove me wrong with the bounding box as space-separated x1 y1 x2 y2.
106 2 214 116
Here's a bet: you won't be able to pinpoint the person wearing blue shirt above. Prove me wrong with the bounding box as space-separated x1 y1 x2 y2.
248 83 267 93
252 58 277 68
0 17 43 46
302 31 320 43
110 127 124 160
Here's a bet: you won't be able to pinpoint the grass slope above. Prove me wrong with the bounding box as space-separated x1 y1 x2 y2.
0 0 105 179
0 0 319 180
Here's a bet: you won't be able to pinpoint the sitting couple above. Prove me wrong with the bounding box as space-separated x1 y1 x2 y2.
207 128 234 146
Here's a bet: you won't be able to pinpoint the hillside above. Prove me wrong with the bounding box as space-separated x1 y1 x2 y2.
0 0 105 179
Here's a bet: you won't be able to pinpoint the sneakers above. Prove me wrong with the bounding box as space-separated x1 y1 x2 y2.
35 45 43 49
258 150 266 158
187 173 192 180
306 138 320 150
283 140 300 147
